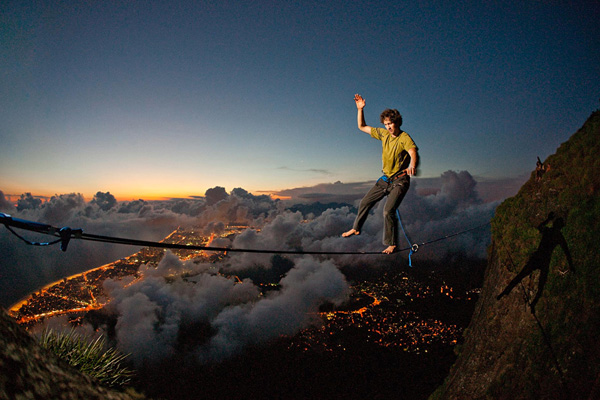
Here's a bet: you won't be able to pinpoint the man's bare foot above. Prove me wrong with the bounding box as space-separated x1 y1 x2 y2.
382 245 396 254
342 229 360 237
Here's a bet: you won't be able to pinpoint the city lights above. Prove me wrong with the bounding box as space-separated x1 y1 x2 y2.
10 227 476 355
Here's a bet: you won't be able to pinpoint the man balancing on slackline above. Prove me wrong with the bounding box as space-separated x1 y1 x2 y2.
342 94 419 254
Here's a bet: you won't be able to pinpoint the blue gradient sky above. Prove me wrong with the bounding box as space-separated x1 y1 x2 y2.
1 0 598 199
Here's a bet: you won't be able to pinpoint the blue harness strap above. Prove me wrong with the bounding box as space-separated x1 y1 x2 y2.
379 174 390 183
396 209 418 267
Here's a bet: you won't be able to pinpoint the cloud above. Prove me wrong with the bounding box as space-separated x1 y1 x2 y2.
0 192 202 306
193 187 282 227
474 174 528 202
224 211 308 269
90 191 117 211
278 166 332 175
102 252 348 365
117 199 147 214
16 193 43 211
273 181 371 204
0 190 14 212
204 186 228 206
199 257 348 362
272 174 525 205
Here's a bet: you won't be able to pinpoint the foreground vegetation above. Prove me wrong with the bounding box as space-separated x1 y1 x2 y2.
39 329 134 389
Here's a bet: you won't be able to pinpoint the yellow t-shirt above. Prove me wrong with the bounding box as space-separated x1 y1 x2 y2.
370 127 417 177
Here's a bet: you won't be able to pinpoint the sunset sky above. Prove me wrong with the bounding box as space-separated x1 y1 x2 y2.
1 0 598 200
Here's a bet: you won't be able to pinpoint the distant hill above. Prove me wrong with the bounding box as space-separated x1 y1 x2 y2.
0 307 138 400
432 110 600 399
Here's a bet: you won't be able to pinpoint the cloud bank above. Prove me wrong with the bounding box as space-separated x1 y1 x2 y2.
1 171 496 307
3 170 500 364
223 170 496 271
0 188 279 306
102 252 349 366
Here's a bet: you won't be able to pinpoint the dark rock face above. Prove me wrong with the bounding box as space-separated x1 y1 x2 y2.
0 308 137 400
434 111 600 400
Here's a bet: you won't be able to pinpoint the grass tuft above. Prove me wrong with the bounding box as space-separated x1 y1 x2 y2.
38 328 134 388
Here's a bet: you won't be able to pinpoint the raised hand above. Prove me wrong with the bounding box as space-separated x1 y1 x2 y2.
354 94 365 109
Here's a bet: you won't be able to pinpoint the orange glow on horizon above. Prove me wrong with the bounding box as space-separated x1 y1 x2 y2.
3 189 283 203
264 194 291 201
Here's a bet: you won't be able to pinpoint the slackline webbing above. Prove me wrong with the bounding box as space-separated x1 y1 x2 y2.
0 212 489 256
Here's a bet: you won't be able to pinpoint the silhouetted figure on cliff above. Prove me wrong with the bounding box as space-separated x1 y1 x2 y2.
497 212 574 311
535 156 549 181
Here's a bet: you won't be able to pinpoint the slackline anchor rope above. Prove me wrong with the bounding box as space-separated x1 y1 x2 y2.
396 209 418 267
1 212 489 258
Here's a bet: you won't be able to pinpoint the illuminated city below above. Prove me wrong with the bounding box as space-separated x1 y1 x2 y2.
9 226 478 354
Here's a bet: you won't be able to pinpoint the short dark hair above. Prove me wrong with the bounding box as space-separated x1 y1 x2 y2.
380 109 403 127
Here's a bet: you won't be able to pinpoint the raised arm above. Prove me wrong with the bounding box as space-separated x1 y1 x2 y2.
538 212 555 231
354 94 372 134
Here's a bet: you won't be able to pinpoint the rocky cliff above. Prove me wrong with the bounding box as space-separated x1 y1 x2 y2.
433 110 600 400
0 307 139 400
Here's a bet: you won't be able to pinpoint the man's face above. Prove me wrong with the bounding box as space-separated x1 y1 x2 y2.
383 118 399 135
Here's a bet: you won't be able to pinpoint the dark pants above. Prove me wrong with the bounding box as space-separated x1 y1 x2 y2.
352 175 410 246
